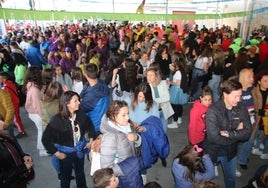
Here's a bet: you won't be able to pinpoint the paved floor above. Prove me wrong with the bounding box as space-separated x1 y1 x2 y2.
16 104 266 188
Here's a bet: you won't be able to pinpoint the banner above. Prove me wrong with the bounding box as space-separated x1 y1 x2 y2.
0 8 266 21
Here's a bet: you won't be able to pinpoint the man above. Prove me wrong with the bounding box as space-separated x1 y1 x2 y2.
0 72 26 138
0 89 15 137
237 68 255 170
205 80 252 188
80 64 110 134
25 38 48 67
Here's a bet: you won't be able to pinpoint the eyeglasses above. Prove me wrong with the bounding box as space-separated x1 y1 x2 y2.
73 121 78 132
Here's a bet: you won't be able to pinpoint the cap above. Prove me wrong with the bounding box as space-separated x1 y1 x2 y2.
65 47 72 53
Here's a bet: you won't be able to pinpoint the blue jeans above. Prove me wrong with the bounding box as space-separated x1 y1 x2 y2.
217 156 237 188
60 152 87 188
160 111 167 133
191 68 205 100
208 74 221 102
238 140 253 165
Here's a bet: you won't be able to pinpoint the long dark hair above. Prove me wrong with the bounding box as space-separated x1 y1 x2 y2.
124 58 138 93
59 91 80 119
131 83 153 112
175 144 205 182
23 66 43 90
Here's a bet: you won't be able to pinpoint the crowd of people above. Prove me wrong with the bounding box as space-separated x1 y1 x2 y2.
0 20 268 188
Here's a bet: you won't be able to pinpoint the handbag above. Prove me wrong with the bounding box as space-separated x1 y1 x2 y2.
90 151 101 176
169 86 189 105
262 116 268 135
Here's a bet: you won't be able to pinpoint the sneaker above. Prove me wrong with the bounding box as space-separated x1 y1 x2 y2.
141 174 147 185
240 164 248 170
236 169 242 177
260 154 268 159
167 122 178 129
214 166 219 177
39 149 49 157
177 117 182 125
260 143 264 150
252 148 263 156
15 132 27 139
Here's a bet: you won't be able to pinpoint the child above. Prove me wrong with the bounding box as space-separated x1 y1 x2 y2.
167 58 188 128
53 64 72 91
92 168 119 188
71 67 84 95
188 86 213 145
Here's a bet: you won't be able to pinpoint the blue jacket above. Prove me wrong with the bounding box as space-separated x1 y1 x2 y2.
117 157 143 188
80 80 110 132
140 116 170 169
25 45 47 67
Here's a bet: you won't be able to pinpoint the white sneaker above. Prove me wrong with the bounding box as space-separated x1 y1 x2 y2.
236 169 242 177
141 174 147 185
252 148 263 156
177 117 182 125
260 154 268 159
260 143 264 150
214 166 219 177
39 149 49 157
167 122 178 129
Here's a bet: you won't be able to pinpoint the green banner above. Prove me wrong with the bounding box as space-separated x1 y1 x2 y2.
0 8 253 21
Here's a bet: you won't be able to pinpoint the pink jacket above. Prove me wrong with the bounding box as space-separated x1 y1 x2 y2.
25 82 42 116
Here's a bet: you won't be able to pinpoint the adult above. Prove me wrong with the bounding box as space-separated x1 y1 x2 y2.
80 63 110 134
205 80 252 188
100 100 143 188
237 68 255 169
42 91 95 188
251 72 268 159
172 144 215 188
0 129 34 188
25 39 48 67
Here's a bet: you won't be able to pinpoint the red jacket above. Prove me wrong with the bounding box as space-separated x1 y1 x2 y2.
221 38 231 51
188 100 209 145
259 41 268 64
2 80 20 107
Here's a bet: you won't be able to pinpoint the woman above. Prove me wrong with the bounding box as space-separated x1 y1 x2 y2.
251 72 268 159
208 49 225 102
125 83 159 125
23 66 46 156
190 47 213 100
42 91 96 188
172 144 215 188
111 58 138 101
154 44 172 79
0 128 34 188
100 100 143 188
146 66 174 133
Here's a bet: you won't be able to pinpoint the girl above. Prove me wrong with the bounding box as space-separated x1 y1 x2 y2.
23 66 46 156
59 47 76 75
168 58 188 128
71 67 84 95
188 86 213 145
172 144 215 188
54 64 72 91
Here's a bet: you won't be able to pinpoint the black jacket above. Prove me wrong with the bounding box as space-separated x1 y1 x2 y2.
204 99 252 163
42 109 96 154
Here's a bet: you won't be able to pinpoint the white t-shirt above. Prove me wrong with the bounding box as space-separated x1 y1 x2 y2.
173 70 182 83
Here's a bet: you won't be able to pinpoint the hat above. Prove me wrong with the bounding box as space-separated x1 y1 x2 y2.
248 46 257 54
65 47 72 53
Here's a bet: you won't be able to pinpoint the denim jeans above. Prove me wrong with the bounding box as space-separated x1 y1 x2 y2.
160 111 167 133
208 74 221 102
191 68 205 100
238 140 253 165
217 156 237 188
60 152 87 188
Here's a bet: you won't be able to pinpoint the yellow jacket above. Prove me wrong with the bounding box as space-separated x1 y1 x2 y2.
0 89 14 129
